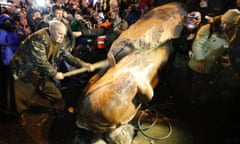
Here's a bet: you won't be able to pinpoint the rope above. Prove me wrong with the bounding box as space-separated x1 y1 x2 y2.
136 107 173 141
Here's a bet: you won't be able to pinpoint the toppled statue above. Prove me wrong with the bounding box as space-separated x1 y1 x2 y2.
75 2 187 143
107 2 187 66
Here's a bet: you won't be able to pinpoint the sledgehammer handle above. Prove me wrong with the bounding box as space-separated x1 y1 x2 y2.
63 59 109 77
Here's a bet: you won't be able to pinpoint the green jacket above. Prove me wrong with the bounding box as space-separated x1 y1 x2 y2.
188 24 229 73
10 28 83 79
192 24 229 60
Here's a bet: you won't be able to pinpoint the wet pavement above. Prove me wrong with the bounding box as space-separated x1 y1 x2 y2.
0 108 196 144
1 69 240 144
1 98 240 144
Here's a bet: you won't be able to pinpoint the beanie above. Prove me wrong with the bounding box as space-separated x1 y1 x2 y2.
0 14 12 25
221 9 240 25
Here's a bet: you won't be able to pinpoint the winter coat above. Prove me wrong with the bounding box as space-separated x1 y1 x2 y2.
10 28 83 80
188 24 229 73
0 29 19 65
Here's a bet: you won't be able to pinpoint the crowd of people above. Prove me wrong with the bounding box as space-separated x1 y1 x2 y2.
0 0 240 143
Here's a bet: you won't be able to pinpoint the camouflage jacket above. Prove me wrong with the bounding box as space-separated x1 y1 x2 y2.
10 28 83 79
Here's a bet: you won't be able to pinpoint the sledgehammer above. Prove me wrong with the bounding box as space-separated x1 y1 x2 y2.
63 59 109 77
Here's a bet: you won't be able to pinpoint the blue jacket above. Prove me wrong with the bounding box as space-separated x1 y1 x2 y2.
0 29 19 65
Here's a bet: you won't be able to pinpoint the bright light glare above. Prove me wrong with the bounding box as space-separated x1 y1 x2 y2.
36 0 45 7
88 0 101 6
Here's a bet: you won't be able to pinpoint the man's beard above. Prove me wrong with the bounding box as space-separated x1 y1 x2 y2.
55 37 64 43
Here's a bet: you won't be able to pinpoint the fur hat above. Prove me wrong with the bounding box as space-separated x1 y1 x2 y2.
221 9 240 25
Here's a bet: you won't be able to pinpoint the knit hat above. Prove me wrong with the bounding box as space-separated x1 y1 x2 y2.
0 14 12 24
221 9 240 25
